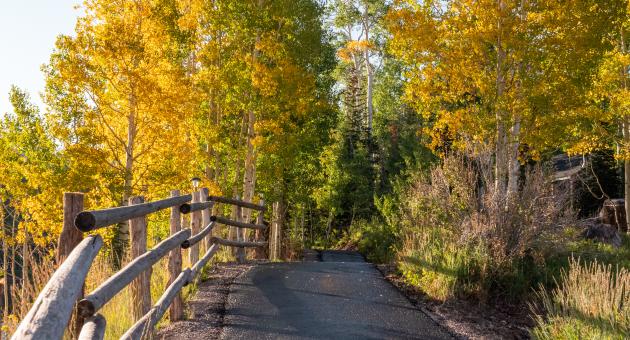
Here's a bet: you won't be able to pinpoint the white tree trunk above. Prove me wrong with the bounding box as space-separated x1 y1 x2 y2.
624 117 630 232
363 8 373 135
241 109 257 223
494 0 509 201
507 117 521 201
121 90 137 244
621 27 629 232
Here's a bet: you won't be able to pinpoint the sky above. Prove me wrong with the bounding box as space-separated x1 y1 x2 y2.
0 0 81 116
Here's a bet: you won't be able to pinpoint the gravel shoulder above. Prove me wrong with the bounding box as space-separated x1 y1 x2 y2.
157 263 254 340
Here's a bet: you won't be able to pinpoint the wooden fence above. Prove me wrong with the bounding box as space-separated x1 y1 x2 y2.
11 189 274 340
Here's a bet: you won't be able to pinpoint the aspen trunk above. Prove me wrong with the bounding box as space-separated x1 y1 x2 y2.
622 27 629 232
506 118 521 201
363 7 373 134
301 206 305 248
10 218 16 316
624 117 630 232
241 108 257 226
242 24 261 227
121 90 137 245
229 111 248 236
2 204 8 321
494 0 509 202
21 228 28 305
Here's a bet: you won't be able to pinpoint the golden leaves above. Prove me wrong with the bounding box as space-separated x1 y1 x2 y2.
337 40 375 62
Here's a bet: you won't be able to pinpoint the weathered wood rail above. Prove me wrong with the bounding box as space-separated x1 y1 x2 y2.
11 189 272 340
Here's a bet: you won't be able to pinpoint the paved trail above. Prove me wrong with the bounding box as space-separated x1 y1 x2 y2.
220 251 452 339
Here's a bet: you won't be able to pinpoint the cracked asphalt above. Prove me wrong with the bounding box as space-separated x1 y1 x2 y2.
220 251 453 339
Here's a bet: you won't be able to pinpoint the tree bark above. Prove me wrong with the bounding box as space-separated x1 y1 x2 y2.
624 117 630 233
363 4 374 135
621 27 629 233
121 89 137 245
241 108 257 225
494 0 509 202
506 117 521 201
2 203 8 321
21 227 28 308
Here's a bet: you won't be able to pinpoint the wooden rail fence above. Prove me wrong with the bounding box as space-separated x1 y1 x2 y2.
11 189 275 340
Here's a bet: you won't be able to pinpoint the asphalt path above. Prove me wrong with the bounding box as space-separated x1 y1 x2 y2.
220 250 452 339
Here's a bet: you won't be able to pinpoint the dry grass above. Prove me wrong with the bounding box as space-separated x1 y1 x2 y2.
2 247 57 335
3 230 233 339
532 258 630 339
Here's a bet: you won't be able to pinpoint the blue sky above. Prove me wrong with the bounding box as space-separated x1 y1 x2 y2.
0 0 81 116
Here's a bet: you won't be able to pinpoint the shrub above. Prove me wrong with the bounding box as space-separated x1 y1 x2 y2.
343 218 399 263
395 153 575 301
532 258 630 339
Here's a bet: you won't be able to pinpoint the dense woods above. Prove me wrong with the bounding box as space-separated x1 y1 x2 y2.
1 0 629 338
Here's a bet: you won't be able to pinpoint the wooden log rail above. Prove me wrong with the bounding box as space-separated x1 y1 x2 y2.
179 201 214 214
208 195 265 211
13 191 270 340
211 215 267 230
77 229 192 317
75 194 192 232
78 314 106 340
181 221 216 249
211 236 268 248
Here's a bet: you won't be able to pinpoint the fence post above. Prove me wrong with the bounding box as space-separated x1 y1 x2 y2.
167 190 184 322
270 202 283 261
200 187 211 253
236 203 245 263
189 191 201 265
211 200 220 248
254 199 265 259
129 196 151 321
56 192 85 338
270 202 277 261
228 196 238 244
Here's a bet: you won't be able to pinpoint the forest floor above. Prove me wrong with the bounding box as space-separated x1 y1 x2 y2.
376 264 534 340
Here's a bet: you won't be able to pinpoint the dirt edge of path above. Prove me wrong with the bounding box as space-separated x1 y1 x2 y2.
375 264 534 340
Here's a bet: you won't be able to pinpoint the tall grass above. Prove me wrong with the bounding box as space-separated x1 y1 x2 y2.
532 258 630 339
82 254 174 339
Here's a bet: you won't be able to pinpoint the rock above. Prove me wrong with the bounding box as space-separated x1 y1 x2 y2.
580 222 622 248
